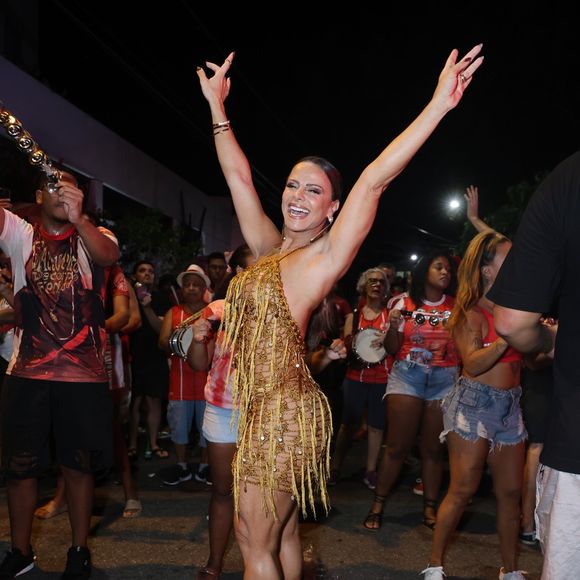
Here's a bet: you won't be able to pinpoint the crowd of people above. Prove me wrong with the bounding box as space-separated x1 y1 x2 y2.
0 40 576 580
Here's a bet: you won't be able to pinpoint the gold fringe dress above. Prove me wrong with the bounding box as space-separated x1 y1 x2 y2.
221 249 332 519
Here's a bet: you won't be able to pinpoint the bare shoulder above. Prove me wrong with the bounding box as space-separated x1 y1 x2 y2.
280 239 336 313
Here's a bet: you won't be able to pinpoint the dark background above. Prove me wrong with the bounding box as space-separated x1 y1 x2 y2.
13 3 580 287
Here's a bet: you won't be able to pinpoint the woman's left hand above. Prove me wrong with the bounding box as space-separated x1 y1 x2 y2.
432 44 484 112
197 52 235 105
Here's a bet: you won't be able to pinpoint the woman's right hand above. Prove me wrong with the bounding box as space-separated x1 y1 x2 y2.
192 318 211 343
196 52 235 106
388 308 403 328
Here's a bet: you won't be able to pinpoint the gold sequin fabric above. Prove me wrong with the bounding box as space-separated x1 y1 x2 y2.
222 250 331 519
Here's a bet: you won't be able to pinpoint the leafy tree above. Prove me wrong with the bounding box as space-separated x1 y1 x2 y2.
104 208 202 276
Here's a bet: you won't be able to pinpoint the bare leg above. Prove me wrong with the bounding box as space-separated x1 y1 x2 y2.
35 471 68 518
330 423 355 473
366 426 383 473
429 433 489 566
174 442 188 464
367 394 423 525
278 503 301 580
420 400 446 526
61 466 94 547
128 394 143 451
487 441 525 572
235 484 297 580
146 395 162 450
521 442 542 533
200 442 236 576
112 420 139 503
6 477 37 553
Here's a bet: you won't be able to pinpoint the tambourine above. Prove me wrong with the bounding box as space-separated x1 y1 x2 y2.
352 328 387 366
400 309 451 327
169 325 193 359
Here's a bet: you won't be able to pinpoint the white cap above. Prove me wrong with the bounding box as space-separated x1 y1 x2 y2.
176 264 210 289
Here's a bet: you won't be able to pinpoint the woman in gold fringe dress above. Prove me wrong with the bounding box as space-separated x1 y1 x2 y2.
196 44 483 580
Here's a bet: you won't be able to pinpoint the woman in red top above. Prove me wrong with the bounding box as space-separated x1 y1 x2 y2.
329 268 390 489
422 231 526 580
364 250 459 531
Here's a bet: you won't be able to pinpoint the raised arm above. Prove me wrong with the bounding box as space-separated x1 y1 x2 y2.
325 44 484 278
57 179 120 266
465 185 494 233
197 53 281 256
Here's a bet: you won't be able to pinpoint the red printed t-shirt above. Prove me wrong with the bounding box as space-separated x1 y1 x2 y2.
393 295 459 368
168 305 207 401
346 307 389 384
0 211 108 382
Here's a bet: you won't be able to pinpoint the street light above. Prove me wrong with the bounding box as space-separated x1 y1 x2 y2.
448 198 461 211
410 253 418 262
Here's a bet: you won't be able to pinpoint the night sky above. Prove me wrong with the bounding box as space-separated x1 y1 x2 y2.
31 2 580 286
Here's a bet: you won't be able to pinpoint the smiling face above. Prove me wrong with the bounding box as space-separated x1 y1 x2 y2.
281 161 339 237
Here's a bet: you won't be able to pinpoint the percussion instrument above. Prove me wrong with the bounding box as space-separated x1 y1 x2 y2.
400 309 451 327
352 327 387 366
169 325 193 359
0 102 61 188
168 309 221 359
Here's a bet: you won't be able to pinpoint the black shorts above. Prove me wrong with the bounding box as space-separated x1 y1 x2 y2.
1 376 113 479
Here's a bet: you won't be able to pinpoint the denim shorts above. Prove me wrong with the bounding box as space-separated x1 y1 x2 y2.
167 400 206 447
385 360 457 401
202 402 239 444
440 376 527 447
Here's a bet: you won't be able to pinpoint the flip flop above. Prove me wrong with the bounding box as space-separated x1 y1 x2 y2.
35 501 68 519
123 498 142 518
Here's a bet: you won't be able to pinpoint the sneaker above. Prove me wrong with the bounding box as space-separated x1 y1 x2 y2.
62 546 91 580
195 465 212 485
0 547 35 578
363 470 377 490
413 478 424 496
499 568 528 580
420 565 445 579
163 464 192 486
518 531 538 547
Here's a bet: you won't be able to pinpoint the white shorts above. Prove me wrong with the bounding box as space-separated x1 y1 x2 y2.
536 464 580 579
202 402 239 444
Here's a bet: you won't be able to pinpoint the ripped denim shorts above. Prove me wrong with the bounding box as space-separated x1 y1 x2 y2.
440 376 527 448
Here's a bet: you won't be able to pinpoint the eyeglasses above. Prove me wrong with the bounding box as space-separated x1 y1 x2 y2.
367 278 385 286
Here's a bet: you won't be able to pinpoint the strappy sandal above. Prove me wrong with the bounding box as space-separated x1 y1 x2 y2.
363 494 386 532
196 566 221 579
423 498 437 530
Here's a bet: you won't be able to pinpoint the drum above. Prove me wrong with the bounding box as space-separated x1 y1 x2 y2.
352 328 387 366
169 325 193 359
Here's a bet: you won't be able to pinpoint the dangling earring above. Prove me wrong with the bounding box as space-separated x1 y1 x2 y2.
328 215 334 224
282 224 287 241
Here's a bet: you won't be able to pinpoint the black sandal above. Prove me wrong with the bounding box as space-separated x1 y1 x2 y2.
423 498 437 530
363 494 386 532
